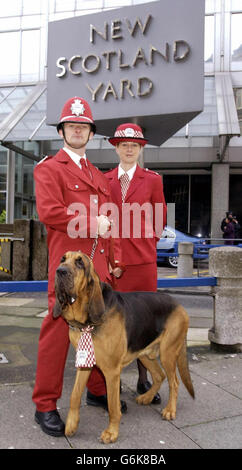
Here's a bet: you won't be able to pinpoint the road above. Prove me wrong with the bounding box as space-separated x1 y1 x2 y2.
157 263 213 329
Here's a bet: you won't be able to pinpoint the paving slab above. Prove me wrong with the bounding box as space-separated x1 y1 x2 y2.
182 415 242 449
0 384 70 449
0 315 43 328
65 395 200 450
0 307 46 316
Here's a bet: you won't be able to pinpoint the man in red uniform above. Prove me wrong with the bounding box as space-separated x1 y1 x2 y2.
33 97 126 437
106 123 167 403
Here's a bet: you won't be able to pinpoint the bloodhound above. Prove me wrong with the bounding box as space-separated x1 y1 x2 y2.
53 251 195 444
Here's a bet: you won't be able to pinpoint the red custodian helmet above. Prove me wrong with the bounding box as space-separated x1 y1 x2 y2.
57 97 96 134
109 123 148 147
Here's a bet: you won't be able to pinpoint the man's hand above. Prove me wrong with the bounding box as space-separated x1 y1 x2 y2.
109 262 123 278
96 214 111 236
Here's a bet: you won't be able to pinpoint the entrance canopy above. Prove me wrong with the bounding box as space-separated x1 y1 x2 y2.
0 75 240 161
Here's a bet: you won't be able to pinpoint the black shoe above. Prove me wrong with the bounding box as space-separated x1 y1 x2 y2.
35 410 65 437
137 380 161 405
86 390 127 413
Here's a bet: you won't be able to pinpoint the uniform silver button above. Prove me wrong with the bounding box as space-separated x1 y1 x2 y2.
75 184 79 189
93 198 98 204
100 249 104 253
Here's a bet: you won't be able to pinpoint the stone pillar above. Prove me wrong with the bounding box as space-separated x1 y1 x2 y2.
177 242 194 277
31 221 48 280
211 163 229 241
12 219 31 280
209 246 242 352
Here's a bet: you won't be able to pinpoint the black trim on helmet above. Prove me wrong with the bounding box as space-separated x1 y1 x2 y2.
57 121 96 134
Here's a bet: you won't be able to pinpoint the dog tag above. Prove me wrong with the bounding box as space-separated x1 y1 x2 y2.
76 349 88 366
75 326 96 368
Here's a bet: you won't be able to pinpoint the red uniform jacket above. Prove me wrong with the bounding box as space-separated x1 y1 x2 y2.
105 165 167 266
34 149 121 294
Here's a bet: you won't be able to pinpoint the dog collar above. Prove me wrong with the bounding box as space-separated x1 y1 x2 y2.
68 321 94 332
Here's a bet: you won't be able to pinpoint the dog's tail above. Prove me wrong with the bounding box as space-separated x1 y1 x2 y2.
177 339 195 399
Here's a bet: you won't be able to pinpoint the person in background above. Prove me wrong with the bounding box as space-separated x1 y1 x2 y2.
105 123 167 404
232 215 241 245
221 211 235 245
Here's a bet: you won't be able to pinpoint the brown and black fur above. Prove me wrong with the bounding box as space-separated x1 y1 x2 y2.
53 251 195 444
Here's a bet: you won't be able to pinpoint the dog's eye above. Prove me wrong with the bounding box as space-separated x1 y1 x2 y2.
75 257 84 269
60 256 66 263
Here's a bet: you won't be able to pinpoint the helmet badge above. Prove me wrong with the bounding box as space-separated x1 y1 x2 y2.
71 99 85 116
124 128 135 137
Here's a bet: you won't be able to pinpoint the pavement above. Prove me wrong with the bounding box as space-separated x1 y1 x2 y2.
0 287 242 453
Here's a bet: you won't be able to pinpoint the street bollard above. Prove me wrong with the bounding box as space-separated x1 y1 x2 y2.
177 242 194 278
209 246 242 352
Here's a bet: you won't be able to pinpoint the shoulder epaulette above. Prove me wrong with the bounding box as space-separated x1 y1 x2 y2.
37 155 53 165
144 168 160 176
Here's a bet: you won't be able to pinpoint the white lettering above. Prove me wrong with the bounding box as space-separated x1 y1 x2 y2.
86 82 103 101
68 55 81 75
90 22 108 43
102 81 118 100
56 57 67 77
126 15 152 36
66 199 166 240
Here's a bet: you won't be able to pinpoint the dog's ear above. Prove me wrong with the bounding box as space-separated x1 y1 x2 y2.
87 269 105 323
53 298 62 318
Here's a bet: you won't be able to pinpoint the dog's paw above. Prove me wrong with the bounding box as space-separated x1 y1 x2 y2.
136 394 152 405
65 412 79 437
162 407 176 420
100 429 118 444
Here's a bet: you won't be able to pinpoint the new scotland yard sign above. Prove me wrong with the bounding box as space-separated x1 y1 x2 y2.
47 0 205 146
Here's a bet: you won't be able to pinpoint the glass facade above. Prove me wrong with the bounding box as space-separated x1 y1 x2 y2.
0 146 7 220
231 13 242 71
0 0 241 234
163 175 211 238
229 174 242 239
234 87 242 134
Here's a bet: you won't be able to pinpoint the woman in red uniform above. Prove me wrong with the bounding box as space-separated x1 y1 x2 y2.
105 123 167 403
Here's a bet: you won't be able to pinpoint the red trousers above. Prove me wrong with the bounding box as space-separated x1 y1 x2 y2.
32 290 106 412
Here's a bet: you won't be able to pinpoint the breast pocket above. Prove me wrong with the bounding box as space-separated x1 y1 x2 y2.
66 182 87 192
65 181 88 205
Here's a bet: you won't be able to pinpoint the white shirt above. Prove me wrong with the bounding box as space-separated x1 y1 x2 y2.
63 147 87 170
118 164 137 181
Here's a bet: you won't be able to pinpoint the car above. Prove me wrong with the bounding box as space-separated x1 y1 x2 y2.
156 226 208 268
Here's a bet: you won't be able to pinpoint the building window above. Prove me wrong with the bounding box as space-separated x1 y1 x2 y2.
204 15 214 72
23 0 42 15
231 13 242 71
163 174 211 237
54 0 76 12
163 175 189 234
0 32 20 83
234 88 242 135
231 0 242 12
229 175 242 241
190 175 211 238
0 148 7 219
0 1 22 16
0 29 40 83
21 29 40 81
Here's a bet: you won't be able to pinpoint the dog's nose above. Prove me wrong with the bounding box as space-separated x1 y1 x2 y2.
56 266 69 276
